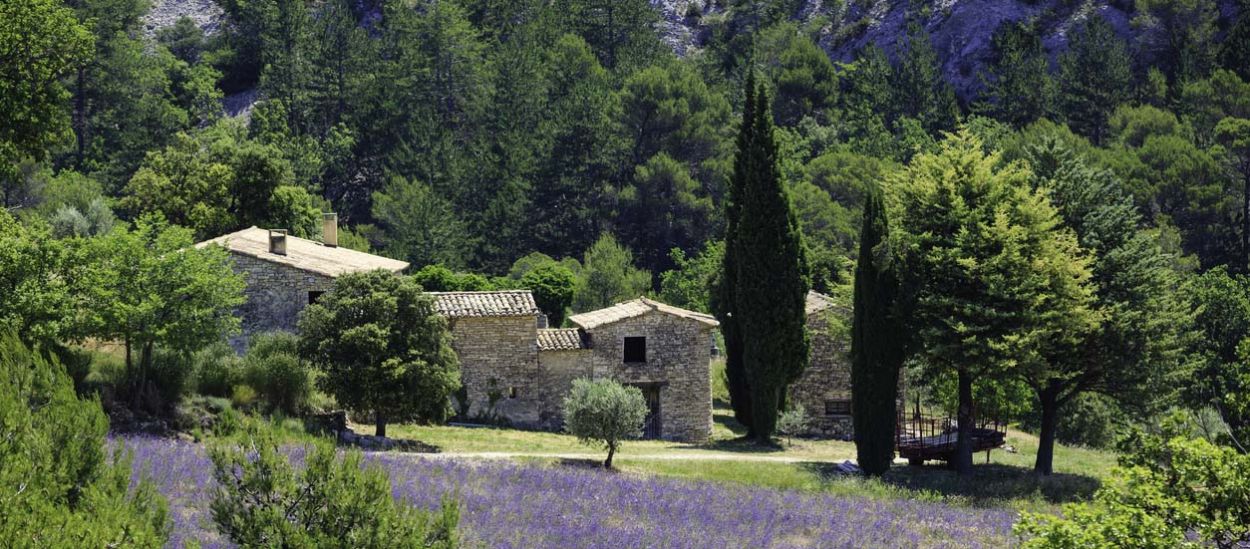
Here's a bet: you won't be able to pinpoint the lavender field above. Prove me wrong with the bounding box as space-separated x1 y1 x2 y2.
122 436 1017 548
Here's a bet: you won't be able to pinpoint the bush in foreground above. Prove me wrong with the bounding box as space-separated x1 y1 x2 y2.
0 333 169 545
208 421 460 548
243 331 312 415
563 378 648 468
1015 428 1250 548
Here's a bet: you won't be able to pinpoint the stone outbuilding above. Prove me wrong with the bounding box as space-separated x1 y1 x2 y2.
195 216 408 343
433 292 717 442
788 290 904 439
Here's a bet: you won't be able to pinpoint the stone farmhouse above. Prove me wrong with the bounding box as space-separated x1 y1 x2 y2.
196 220 718 442
788 291 905 439
196 220 885 443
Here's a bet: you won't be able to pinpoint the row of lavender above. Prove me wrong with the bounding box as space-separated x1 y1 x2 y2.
121 436 1016 548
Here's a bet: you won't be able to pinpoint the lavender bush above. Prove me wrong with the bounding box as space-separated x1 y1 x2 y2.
120 436 1016 548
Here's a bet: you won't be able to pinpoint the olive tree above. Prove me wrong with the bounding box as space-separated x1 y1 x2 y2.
562 378 648 468
298 270 460 437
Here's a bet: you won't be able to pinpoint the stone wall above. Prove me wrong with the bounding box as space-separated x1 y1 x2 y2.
789 309 906 439
229 252 334 344
789 309 854 438
535 349 593 429
584 311 713 442
447 316 541 426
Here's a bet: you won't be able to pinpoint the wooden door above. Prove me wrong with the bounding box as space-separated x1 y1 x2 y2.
633 384 662 439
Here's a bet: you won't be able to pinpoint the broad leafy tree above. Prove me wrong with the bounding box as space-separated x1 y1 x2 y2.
0 0 92 182
299 270 460 437
890 131 1097 476
80 215 246 412
562 378 648 468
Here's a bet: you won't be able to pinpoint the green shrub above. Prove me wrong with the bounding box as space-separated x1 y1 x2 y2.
0 333 169 545
562 378 648 468
1016 423 1250 547
192 342 244 398
243 332 312 415
146 348 193 411
777 404 811 439
208 421 459 547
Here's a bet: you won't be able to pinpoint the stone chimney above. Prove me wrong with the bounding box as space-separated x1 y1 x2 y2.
268 229 288 255
322 212 338 248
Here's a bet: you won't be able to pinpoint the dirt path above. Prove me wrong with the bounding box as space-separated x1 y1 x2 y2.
392 450 854 463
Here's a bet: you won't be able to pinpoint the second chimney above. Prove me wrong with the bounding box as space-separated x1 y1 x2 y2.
268 229 288 255
323 212 338 248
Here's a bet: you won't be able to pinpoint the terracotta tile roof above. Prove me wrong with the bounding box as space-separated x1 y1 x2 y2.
806 290 849 316
195 226 408 278
537 328 586 351
431 291 540 318
569 297 719 330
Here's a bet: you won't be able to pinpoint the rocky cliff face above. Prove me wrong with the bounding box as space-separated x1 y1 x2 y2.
144 0 1241 102
665 0 1240 99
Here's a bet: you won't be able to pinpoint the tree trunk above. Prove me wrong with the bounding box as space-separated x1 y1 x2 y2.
1034 382 1060 476
954 370 974 477
604 443 616 469
375 413 387 438
752 384 780 445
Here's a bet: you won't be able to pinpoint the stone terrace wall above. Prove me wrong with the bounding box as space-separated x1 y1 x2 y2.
535 349 593 429
585 311 713 442
448 316 541 426
789 309 853 438
229 252 334 341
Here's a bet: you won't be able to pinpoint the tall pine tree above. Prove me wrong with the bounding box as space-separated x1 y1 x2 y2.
711 73 756 438
733 79 810 443
850 187 904 476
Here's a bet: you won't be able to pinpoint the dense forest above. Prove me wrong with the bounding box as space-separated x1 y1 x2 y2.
5 0 1250 458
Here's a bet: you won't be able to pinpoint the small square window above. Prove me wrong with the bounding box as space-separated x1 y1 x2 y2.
508 387 519 399
623 337 646 363
308 291 325 305
825 399 852 416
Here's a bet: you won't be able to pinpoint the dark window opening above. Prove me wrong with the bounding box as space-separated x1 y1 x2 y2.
825 399 852 416
508 387 519 399
623 337 647 363
308 291 326 305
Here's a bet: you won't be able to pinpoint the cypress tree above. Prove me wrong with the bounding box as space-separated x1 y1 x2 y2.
733 81 809 443
711 72 756 437
850 187 904 476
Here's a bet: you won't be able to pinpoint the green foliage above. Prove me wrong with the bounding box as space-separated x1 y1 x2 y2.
659 241 723 314
730 79 810 442
372 176 467 270
1188 268 1250 447
557 0 661 70
893 22 960 135
243 332 312 415
191 342 244 399
562 378 648 468
1015 133 1194 472
520 263 577 327
890 130 1097 474
80 214 246 413
0 210 78 344
976 21 1054 127
1134 0 1219 88
851 188 904 476
618 153 714 285
0 333 169 546
756 23 839 126
1057 15 1132 144
298 270 460 436
0 0 92 181
571 233 651 312
1016 430 1250 548
209 421 460 547
411 264 495 292
119 120 318 239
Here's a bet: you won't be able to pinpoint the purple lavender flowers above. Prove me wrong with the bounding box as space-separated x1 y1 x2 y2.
119 436 1015 548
